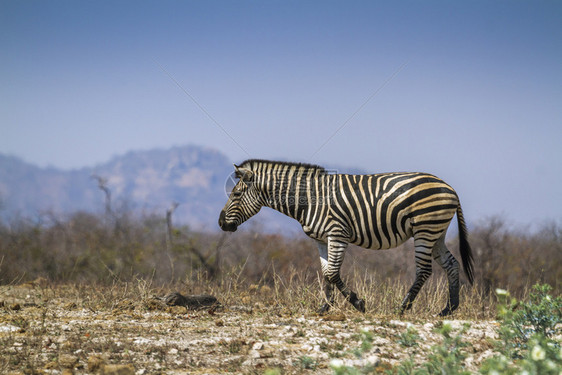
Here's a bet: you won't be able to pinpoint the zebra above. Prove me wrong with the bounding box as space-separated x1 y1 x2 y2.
218 159 474 316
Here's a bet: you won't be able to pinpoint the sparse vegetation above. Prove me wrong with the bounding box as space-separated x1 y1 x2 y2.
1 211 560 296
0 211 560 373
0 278 560 374
398 326 420 348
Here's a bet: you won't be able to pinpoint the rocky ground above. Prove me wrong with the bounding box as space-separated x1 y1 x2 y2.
0 282 500 374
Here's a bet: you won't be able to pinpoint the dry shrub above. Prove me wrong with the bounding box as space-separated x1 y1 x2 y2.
1 211 560 305
469 216 562 297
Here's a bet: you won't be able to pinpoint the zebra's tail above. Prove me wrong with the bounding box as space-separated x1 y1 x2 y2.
456 203 474 285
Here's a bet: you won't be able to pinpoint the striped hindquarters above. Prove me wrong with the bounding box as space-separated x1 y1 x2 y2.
330 172 459 249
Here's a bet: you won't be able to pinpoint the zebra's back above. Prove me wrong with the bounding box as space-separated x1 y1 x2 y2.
329 172 459 250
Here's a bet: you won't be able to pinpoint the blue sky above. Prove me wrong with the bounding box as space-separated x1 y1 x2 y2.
1 1 561 227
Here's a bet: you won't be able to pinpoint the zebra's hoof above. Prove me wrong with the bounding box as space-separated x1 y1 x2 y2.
400 301 413 313
353 298 366 313
438 304 459 317
317 303 331 315
438 308 451 317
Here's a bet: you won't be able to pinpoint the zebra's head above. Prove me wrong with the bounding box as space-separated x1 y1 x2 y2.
219 164 263 232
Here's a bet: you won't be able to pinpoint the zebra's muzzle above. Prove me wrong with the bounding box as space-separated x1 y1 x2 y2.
218 210 237 232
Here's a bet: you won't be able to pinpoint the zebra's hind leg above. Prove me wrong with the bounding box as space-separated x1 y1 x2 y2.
400 239 433 314
318 279 335 314
432 236 460 316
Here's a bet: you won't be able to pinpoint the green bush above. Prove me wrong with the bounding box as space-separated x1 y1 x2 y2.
378 283 561 375
480 334 562 375
494 284 561 359
480 284 562 374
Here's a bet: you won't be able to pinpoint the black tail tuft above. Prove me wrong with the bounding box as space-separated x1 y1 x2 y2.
457 204 474 285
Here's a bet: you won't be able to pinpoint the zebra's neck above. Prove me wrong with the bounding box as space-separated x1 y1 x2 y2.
243 160 330 226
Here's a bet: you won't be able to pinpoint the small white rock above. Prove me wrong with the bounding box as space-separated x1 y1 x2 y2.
336 332 351 339
0 324 20 333
330 359 344 368
366 355 379 365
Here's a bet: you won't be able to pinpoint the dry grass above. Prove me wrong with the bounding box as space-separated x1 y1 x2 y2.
0 274 503 375
2 212 559 300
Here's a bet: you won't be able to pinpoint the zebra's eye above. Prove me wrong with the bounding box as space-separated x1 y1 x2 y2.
233 190 243 198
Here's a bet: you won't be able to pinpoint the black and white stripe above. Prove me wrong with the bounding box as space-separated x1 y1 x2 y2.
219 159 474 316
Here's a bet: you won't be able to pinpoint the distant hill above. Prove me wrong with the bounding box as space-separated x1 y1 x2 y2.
0 145 233 230
0 146 367 232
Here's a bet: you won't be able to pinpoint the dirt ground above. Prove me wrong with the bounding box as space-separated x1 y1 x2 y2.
0 282 499 374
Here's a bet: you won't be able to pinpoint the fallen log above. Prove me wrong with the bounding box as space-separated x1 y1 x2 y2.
162 292 220 310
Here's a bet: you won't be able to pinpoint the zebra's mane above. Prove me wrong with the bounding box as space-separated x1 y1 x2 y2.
239 159 326 173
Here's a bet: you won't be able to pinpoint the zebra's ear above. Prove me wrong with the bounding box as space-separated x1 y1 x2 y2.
234 165 253 181
233 164 243 178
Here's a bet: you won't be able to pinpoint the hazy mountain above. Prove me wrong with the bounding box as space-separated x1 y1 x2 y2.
0 145 233 230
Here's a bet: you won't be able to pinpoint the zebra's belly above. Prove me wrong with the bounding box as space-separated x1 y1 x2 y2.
350 223 414 250
303 217 414 249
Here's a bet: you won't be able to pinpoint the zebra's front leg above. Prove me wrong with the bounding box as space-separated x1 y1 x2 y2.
319 238 365 313
317 241 334 314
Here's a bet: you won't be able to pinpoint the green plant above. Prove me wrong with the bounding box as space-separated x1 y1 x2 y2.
330 362 361 375
480 334 562 374
354 329 374 358
398 326 420 348
264 368 282 375
296 355 317 370
331 359 377 375
386 323 471 375
330 329 377 374
421 323 471 375
495 284 562 359
480 284 562 374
